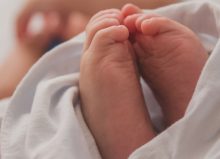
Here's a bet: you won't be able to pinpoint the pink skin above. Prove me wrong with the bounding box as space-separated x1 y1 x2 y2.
122 4 208 126
80 9 155 159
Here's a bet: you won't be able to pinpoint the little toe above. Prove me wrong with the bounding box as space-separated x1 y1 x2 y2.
89 9 121 24
90 13 123 28
91 25 129 49
84 10 124 50
84 18 120 50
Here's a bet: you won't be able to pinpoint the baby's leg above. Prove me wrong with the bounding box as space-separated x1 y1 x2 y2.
123 6 208 126
80 9 155 159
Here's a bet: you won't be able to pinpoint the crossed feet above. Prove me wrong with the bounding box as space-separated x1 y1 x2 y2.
79 4 208 159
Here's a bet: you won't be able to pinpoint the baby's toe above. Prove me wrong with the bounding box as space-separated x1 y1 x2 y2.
84 19 120 50
123 14 141 33
90 25 129 51
123 13 159 34
138 16 188 36
84 10 123 50
89 9 121 23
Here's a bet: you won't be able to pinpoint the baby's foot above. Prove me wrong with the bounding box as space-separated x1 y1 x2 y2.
123 6 208 126
80 9 155 159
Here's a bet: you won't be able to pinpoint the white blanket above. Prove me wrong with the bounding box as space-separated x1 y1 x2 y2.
1 0 220 158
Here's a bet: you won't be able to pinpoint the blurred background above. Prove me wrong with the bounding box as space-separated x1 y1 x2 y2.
0 0 177 98
0 0 24 61
0 0 177 61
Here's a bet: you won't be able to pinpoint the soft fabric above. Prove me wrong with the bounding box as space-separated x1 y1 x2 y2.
0 0 220 158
